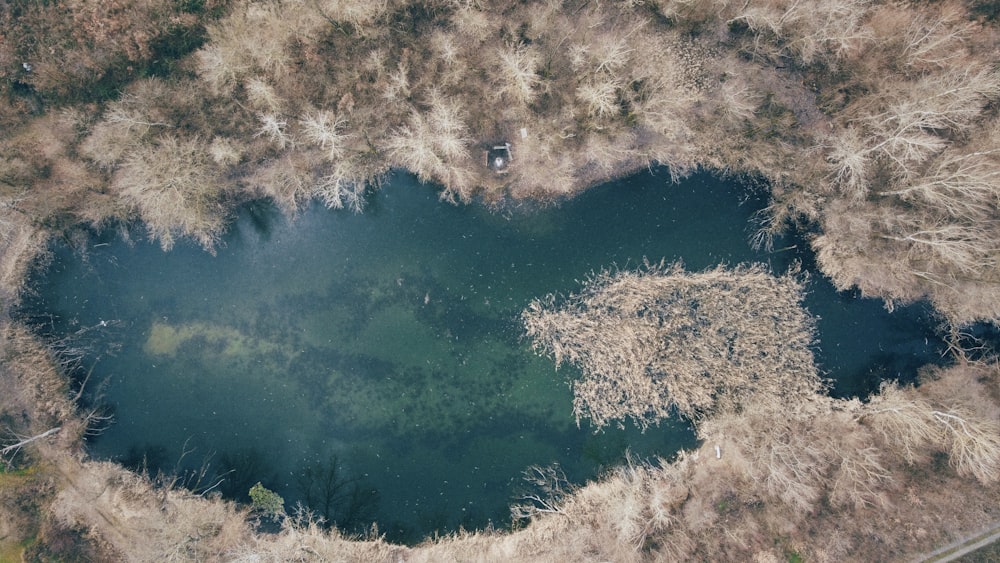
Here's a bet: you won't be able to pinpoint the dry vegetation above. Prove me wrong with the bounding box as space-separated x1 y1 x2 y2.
3 0 999 324
2 0 1000 560
523 261 822 428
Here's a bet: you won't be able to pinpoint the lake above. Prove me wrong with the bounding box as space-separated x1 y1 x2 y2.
18 169 941 543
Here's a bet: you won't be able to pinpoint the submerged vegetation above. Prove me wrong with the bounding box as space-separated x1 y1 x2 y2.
1 0 1000 560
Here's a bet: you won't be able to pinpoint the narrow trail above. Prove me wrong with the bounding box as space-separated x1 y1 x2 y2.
915 521 1000 562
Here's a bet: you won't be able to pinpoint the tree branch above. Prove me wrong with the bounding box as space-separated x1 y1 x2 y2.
1 427 61 456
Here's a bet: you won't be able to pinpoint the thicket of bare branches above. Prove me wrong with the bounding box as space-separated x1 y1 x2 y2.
523 261 821 428
113 135 228 251
861 369 1000 485
0 325 76 448
701 401 893 513
796 2 1000 324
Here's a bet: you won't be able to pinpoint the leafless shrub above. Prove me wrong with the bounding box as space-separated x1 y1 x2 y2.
196 2 292 94
577 77 622 119
510 464 571 521
255 113 291 150
299 110 349 162
113 135 225 251
495 42 542 105
860 381 1000 484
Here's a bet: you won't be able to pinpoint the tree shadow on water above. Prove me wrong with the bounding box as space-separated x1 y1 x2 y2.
293 454 380 534
119 443 170 477
217 447 276 503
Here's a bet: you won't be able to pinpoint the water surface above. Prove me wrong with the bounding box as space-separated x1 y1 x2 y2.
21 170 941 542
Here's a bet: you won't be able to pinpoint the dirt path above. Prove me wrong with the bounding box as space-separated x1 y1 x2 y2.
916 521 1000 562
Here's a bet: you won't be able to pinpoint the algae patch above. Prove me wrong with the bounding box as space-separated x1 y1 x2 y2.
144 320 285 358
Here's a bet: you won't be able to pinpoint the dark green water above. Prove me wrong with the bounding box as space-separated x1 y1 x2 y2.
20 170 941 543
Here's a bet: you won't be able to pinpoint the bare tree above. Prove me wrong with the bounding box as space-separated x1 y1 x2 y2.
312 161 367 213
313 0 388 31
494 42 542 105
299 110 349 162
577 77 622 119
860 381 1000 484
0 427 61 464
934 407 1000 483
255 113 292 150
900 8 976 72
294 455 378 532
878 149 1000 220
381 92 474 199
728 0 872 64
878 215 998 276
79 79 173 169
856 67 1000 174
114 135 226 251
244 77 284 113
196 2 294 95
511 464 571 521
